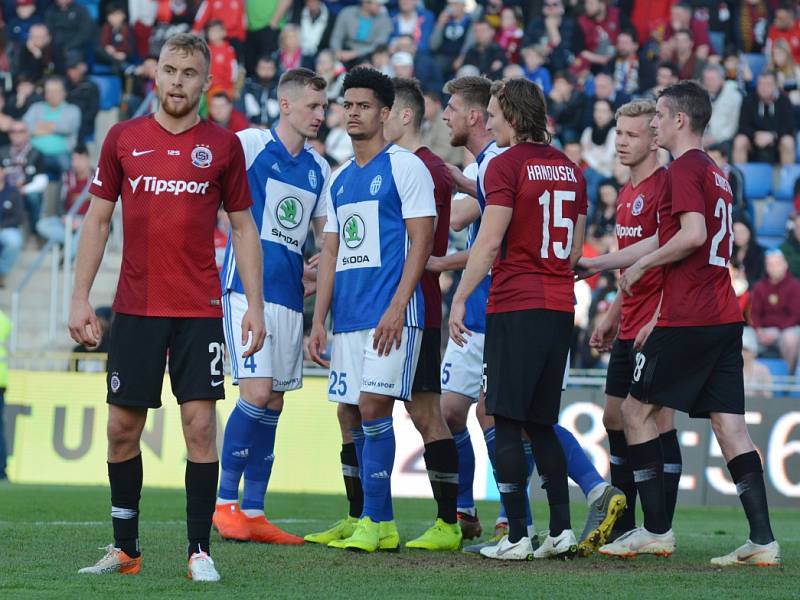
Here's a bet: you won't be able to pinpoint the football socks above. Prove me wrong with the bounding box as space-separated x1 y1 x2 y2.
728 451 775 545
493 416 528 543
218 398 266 503
186 460 219 557
629 438 668 535
340 442 364 519
423 439 459 524
361 417 395 522
108 453 143 559
607 428 636 532
525 422 570 537
453 428 475 511
660 429 682 527
241 408 280 515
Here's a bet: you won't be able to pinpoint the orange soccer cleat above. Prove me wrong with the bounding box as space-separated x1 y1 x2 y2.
212 503 250 542
245 514 305 545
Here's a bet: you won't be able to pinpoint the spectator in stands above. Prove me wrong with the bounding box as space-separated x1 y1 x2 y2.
8 0 42 48
295 0 333 68
245 0 292 75
420 89 462 166
0 165 24 287
15 22 53 83
736 0 771 55
523 0 578 74
707 143 746 216
207 20 238 98
659 1 713 62
644 61 679 99
768 39 800 108
0 120 47 230
392 34 443 94
208 91 250 133
193 0 247 60
548 71 586 144
700 1 737 56
742 327 773 398
35 143 91 252
329 0 392 68
750 249 800 374
626 0 671 52
371 45 392 76
606 27 653 97
670 29 706 81
315 50 345 102
462 19 506 80
147 2 195 59
64 53 99 143
121 56 158 119
723 51 754 94
703 63 742 147
495 7 524 65
582 72 629 129
44 0 94 74
0 307 8 480
241 56 279 126
780 212 800 278
323 99 353 165
580 98 616 208
275 24 303 74
732 217 767 288
733 71 797 166
22 76 79 177
521 45 552 94
563 139 585 169
573 0 620 77
95 2 135 74
390 0 435 54
5 75 40 121
588 178 618 241
389 51 413 78
767 4 800 64
430 0 474 78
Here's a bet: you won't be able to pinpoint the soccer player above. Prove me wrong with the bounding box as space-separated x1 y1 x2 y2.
307 67 436 553
449 77 586 560
211 68 331 545
580 81 781 565
382 77 462 551
70 33 266 581
587 99 683 543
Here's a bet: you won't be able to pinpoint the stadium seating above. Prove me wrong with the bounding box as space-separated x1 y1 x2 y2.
736 162 773 200
752 199 793 238
774 164 800 201
758 358 790 397
90 75 122 111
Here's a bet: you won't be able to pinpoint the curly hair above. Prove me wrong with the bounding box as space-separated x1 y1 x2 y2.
342 66 395 108
490 78 550 144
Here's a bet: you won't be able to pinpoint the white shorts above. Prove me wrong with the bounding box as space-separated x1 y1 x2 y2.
329 327 423 405
440 333 485 401
223 292 303 391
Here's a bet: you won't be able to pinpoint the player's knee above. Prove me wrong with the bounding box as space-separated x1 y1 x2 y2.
266 393 284 412
441 404 467 433
620 396 649 428
603 406 623 430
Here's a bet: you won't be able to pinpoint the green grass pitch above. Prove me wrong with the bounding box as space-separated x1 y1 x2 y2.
0 484 796 599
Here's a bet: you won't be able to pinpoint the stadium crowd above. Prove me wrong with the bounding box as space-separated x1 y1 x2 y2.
1 0 799 383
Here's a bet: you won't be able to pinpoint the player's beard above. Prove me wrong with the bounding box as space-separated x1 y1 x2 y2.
449 127 468 148
160 90 201 119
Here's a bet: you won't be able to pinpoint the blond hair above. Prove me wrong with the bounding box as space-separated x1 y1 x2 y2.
162 33 211 73
615 99 656 121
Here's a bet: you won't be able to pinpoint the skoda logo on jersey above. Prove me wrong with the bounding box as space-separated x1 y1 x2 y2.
191 145 213 168
343 214 365 249
276 197 303 230
632 194 644 216
369 175 382 196
308 169 317 190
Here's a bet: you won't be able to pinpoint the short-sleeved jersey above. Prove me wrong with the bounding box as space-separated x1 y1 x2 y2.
484 142 587 314
657 149 743 327
90 115 251 317
323 144 436 333
220 128 330 313
616 167 666 340
464 141 505 333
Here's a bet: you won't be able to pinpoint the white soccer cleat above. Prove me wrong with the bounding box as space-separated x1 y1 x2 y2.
479 535 534 560
78 544 141 574
188 551 220 582
710 540 781 567
533 529 578 560
598 527 675 558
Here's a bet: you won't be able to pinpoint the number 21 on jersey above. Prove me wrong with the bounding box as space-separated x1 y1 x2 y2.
709 197 733 267
538 189 576 259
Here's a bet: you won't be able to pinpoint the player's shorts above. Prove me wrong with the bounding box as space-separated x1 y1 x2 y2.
106 313 225 409
484 309 573 424
605 338 635 398
440 332 485 401
629 323 745 418
223 292 303 391
412 328 441 394
329 327 423 405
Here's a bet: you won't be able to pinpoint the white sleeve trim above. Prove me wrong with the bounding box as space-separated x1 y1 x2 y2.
236 128 272 171
388 147 436 220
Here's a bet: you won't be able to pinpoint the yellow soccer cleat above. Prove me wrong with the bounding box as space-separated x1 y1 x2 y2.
578 485 627 557
379 520 400 552
304 516 358 545
342 517 381 553
405 519 462 551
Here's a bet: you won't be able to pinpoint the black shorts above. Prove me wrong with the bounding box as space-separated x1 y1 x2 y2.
628 323 745 418
484 309 573 424
605 338 635 398
107 313 226 409
412 327 442 394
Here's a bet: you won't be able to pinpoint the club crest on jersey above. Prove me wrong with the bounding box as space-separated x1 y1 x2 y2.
110 372 121 394
276 196 303 230
343 214 365 249
369 175 382 195
632 194 644 216
191 145 213 168
308 169 317 189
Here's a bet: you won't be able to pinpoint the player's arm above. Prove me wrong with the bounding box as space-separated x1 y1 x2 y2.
448 164 478 198
427 248 469 273
373 216 434 356
634 293 662 350
590 290 622 352
570 213 587 269
450 194 481 231
449 204 512 346
68 196 114 348
576 232 659 278
228 208 266 357
308 231 338 366
620 212 706 295
302 216 327 297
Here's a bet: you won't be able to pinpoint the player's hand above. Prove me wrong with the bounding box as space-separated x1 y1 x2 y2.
68 298 101 349
574 256 599 281
240 306 266 358
426 255 445 273
303 254 320 297
589 315 618 352
634 319 656 350
373 303 404 357
448 298 471 347
619 261 644 295
308 321 329 367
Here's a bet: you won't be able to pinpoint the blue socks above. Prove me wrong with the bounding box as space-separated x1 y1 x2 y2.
555 424 605 497
218 398 266 502
241 408 281 512
454 428 475 510
361 417 395 522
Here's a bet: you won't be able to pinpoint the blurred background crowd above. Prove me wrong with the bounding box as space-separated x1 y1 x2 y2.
0 0 799 393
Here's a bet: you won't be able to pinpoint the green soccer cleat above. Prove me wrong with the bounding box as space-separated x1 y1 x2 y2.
406 519 462 551
342 517 381 553
379 520 400 552
304 516 358 545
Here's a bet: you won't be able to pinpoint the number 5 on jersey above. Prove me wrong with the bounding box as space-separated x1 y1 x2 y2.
538 190 575 259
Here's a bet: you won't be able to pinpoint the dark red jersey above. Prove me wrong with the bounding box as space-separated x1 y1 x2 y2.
657 149 743 327
90 115 252 318
616 167 665 340
415 146 453 329
484 142 587 314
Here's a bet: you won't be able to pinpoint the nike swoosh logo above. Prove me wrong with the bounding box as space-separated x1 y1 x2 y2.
132 149 155 157
211 380 224 387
